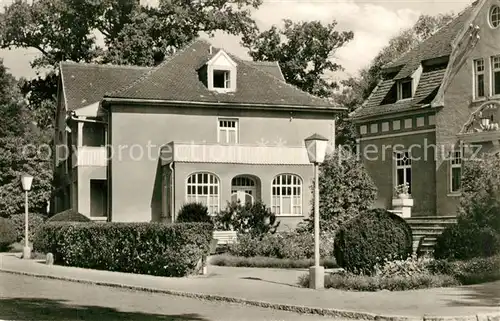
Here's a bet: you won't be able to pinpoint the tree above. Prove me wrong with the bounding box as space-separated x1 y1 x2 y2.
242 19 353 98
333 13 454 147
307 148 377 233
0 0 263 129
0 60 51 218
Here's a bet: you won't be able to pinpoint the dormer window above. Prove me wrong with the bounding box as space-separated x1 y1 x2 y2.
199 48 237 93
397 79 412 100
213 70 231 89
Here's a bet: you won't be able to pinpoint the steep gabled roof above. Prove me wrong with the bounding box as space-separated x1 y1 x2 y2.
60 62 151 111
104 39 339 110
350 2 478 120
384 6 475 72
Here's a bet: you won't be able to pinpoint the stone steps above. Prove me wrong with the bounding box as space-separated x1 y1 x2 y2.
405 216 457 255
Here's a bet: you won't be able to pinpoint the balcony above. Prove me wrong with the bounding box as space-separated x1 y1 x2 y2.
72 147 107 167
160 142 312 165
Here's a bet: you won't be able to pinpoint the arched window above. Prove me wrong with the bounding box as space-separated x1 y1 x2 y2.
186 172 220 214
490 5 500 28
231 176 256 204
271 174 302 216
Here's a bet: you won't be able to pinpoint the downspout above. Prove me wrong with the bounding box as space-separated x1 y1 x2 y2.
169 162 175 223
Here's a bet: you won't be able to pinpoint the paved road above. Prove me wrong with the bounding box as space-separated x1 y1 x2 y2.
0 273 342 321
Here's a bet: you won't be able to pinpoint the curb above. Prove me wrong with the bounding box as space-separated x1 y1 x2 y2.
1 268 499 321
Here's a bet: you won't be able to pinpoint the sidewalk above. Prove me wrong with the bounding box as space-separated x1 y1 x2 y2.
1 253 499 321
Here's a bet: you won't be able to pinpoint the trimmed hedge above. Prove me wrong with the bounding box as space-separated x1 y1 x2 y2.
8 213 46 242
47 209 91 223
0 217 16 251
33 222 213 277
334 208 413 275
210 254 338 269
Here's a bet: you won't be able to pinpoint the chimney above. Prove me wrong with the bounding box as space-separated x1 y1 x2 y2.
209 46 213 54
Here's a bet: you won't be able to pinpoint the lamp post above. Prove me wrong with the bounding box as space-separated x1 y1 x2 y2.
304 134 329 290
21 173 34 260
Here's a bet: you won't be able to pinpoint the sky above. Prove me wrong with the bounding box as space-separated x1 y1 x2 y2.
0 0 474 80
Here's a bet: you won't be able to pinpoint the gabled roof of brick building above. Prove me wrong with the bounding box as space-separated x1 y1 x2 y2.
59 46 299 111
104 39 340 110
350 2 478 120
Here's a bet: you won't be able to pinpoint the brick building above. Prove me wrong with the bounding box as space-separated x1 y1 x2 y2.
350 0 500 222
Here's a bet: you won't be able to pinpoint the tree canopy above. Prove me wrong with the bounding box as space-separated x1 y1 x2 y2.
0 0 263 130
242 19 354 98
0 60 51 218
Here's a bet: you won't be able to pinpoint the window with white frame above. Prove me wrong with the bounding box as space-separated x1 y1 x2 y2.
492 56 500 96
450 150 462 193
218 119 238 144
213 70 230 89
397 79 412 100
186 172 220 215
271 174 302 216
394 151 412 194
474 58 485 99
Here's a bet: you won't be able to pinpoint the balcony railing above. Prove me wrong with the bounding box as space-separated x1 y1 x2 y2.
73 146 107 167
161 142 312 165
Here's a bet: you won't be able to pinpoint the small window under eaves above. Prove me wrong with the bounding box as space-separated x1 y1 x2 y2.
398 79 412 100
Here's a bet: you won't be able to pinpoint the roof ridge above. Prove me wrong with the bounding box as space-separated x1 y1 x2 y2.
229 54 337 106
247 61 280 66
60 61 152 70
105 38 212 97
383 3 475 69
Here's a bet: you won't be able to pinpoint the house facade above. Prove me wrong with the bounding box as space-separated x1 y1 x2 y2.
53 39 343 230
350 0 500 218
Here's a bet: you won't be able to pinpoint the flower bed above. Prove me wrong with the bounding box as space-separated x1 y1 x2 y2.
298 254 500 291
210 254 337 269
228 232 334 260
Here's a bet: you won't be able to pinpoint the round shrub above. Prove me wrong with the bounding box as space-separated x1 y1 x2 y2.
8 213 46 242
334 208 413 275
0 217 16 251
47 209 91 223
177 203 213 223
434 223 500 260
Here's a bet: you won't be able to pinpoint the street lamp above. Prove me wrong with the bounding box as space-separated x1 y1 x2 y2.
304 133 329 290
21 173 34 260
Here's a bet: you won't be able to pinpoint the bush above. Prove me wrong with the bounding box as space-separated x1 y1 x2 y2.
459 153 500 232
8 213 46 242
298 271 459 291
47 209 91 223
177 203 213 224
334 208 413 275
428 255 500 285
210 254 338 269
214 201 280 236
0 217 16 251
434 224 500 260
434 154 500 261
305 149 377 233
228 231 334 259
33 222 213 277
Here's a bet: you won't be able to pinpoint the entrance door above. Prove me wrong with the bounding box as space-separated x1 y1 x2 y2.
231 176 256 205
